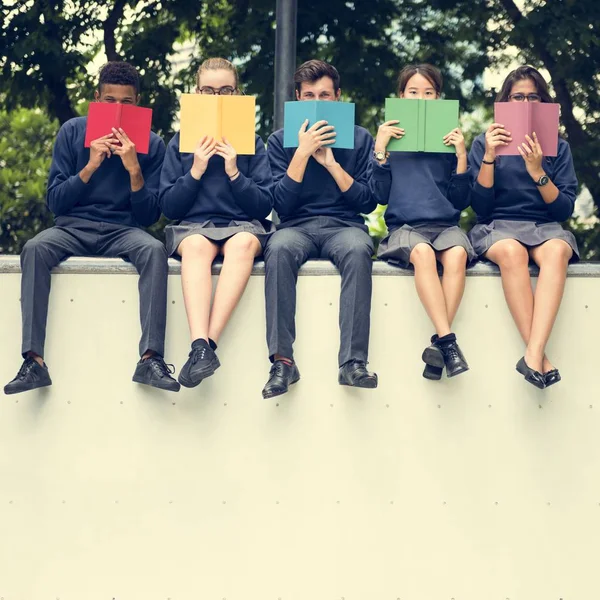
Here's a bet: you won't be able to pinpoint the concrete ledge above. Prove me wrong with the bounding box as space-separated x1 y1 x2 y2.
0 254 597 277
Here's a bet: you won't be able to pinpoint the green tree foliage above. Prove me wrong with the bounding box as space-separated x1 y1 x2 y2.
0 109 57 253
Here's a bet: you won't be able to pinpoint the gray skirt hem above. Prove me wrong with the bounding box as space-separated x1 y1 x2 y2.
165 220 274 257
468 220 579 261
377 224 477 268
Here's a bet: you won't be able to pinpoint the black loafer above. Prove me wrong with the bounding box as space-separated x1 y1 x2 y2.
515 357 545 390
544 369 561 388
338 360 378 388
4 357 52 395
262 360 300 399
422 334 443 380
133 356 180 392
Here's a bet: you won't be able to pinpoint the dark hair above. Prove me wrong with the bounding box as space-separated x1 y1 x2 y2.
294 60 340 94
495 65 553 103
397 64 443 96
98 62 140 95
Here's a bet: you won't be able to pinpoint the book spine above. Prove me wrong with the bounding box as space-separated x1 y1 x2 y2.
418 99 425 152
116 103 122 129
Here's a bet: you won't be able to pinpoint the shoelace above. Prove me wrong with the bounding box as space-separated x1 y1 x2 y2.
189 346 208 364
270 361 287 377
149 357 176 378
16 358 38 379
445 346 460 360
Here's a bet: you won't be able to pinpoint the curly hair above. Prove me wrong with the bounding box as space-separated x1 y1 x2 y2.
98 62 140 94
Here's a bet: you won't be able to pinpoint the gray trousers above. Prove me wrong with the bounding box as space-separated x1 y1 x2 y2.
264 217 374 367
20 217 168 359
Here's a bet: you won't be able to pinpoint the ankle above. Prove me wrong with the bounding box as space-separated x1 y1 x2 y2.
27 352 44 368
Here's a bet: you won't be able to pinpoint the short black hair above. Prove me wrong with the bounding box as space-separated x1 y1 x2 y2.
294 60 340 94
98 62 140 95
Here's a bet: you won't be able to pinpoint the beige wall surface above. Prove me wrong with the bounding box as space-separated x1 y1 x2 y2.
0 258 598 600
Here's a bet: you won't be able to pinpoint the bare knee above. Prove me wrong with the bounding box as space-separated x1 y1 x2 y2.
487 240 529 270
178 235 218 261
439 246 467 273
222 233 261 259
410 243 436 267
535 240 572 267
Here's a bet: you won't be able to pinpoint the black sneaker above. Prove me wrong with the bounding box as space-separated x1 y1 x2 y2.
262 360 300 399
133 356 180 392
422 334 444 380
4 357 52 395
178 339 220 388
338 360 378 388
436 334 469 378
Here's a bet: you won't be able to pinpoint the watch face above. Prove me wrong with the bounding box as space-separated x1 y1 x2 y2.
538 175 549 186
374 151 385 160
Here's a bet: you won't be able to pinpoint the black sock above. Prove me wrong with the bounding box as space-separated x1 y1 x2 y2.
436 333 456 344
208 338 218 351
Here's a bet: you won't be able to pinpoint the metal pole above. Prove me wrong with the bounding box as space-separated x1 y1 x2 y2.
274 0 297 131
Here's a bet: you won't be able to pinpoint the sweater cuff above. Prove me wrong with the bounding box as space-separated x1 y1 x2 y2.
451 168 472 181
71 173 91 196
371 159 391 179
280 173 303 196
182 170 204 192
547 191 574 222
341 180 361 204
130 186 148 205
473 181 494 198
229 172 251 193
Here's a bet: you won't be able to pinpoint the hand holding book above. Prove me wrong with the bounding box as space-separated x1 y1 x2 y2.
517 132 545 180
374 119 405 152
297 119 336 159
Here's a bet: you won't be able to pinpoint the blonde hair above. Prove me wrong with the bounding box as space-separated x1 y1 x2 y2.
196 57 239 90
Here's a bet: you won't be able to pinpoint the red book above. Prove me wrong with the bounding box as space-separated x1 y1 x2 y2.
84 103 152 154
494 102 559 157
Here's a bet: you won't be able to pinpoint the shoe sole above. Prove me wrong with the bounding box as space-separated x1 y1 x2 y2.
262 376 300 399
422 346 445 368
3 380 52 395
132 375 181 392
339 376 378 389
177 358 221 388
423 366 443 380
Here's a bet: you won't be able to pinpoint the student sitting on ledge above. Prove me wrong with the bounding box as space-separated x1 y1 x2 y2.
159 57 274 388
4 61 180 395
468 65 578 389
370 64 473 380
262 59 378 399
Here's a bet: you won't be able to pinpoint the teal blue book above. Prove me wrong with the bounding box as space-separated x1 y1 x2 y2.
283 101 355 149
384 98 459 153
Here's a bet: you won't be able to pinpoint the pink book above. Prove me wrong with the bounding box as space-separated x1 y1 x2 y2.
84 103 153 154
494 102 559 157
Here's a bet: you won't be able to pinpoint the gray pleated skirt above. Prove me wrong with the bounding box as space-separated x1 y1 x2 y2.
165 219 274 257
377 223 477 268
468 219 579 261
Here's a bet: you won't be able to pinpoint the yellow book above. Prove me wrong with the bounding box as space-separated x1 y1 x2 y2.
179 94 256 155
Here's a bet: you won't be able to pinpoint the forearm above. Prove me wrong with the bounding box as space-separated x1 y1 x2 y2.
326 163 353 193
287 150 310 183
79 162 98 184
456 153 468 175
129 167 144 192
476 162 495 188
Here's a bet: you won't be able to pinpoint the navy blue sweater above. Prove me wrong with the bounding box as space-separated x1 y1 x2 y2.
370 152 472 230
46 116 165 227
267 126 376 224
468 134 577 224
159 134 273 225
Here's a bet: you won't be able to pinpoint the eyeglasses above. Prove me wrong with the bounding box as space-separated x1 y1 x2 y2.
198 86 236 96
508 93 541 102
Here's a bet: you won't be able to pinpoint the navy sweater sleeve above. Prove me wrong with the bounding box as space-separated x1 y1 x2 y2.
130 135 165 227
47 121 92 216
447 160 473 211
369 159 392 205
268 132 303 218
468 134 494 218
546 141 577 222
342 133 377 214
159 136 201 220
229 136 273 219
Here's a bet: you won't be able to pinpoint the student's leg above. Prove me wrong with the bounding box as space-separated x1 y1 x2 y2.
437 246 468 325
20 227 87 361
263 228 317 362
527 239 572 373
176 235 220 344
207 232 262 343
321 227 374 371
485 238 536 359
410 243 451 337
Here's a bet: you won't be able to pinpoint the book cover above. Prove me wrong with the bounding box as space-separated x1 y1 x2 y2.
494 102 559 157
84 103 152 154
385 98 458 153
179 94 256 155
283 101 355 149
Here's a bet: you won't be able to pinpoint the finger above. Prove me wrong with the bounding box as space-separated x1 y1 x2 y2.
299 119 309 133
517 146 525 157
319 132 337 141
309 120 329 131
524 134 534 146
383 120 400 126
111 128 127 145
489 123 504 131
392 131 404 138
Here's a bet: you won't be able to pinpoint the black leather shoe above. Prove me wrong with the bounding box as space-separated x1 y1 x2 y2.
515 357 545 390
436 335 469 378
4 357 52 395
178 339 220 388
422 335 443 380
133 356 180 392
544 368 561 388
338 360 378 388
262 360 300 399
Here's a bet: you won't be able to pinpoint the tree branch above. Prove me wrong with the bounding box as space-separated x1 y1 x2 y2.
103 0 128 61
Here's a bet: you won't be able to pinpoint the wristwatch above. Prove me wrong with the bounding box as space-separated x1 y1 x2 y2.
373 150 390 162
535 174 549 187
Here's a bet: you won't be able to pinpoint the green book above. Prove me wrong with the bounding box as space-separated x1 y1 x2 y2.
384 98 459 153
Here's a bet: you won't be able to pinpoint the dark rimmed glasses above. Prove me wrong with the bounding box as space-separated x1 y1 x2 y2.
508 93 541 102
198 86 238 96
